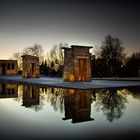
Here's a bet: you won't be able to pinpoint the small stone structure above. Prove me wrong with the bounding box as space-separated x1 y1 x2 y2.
22 55 39 78
62 45 93 82
0 60 18 75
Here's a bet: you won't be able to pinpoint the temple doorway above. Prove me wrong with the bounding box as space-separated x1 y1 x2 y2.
78 59 86 81
31 63 35 77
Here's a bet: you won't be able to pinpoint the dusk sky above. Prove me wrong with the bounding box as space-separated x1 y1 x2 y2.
0 0 140 59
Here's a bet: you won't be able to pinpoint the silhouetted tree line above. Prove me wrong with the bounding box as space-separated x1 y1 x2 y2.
91 35 140 77
10 35 140 77
39 42 68 77
40 59 64 77
123 53 140 77
11 42 67 77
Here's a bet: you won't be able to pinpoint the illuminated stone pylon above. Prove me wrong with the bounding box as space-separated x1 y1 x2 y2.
22 55 39 78
62 45 93 82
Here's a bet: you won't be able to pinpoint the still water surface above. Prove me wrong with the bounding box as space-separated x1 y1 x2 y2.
0 82 140 140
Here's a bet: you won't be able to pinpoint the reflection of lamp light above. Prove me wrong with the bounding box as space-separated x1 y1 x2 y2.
69 89 75 94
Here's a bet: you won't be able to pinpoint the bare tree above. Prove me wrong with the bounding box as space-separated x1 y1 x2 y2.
100 35 125 77
23 43 44 63
11 52 22 70
48 42 68 68
50 45 58 61
95 89 127 122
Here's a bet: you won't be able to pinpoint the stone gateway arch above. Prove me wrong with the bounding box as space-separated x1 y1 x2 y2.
22 55 40 78
62 45 93 82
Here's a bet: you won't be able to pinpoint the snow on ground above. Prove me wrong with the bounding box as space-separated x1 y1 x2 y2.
0 75 140 89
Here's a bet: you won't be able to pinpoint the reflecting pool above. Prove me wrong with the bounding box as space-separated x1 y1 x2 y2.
0 82 140 140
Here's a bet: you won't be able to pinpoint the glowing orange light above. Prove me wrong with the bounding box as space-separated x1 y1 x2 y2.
68 73 75 81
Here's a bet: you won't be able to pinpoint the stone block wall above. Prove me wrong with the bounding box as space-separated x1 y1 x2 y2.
22 55 39 78
0 60 18 75
62 45 93 82
63 48 74 81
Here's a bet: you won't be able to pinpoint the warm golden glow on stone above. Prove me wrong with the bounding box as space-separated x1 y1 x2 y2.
0 60 18 75
78 76 85 81
78 76 81 81
22 55 39 78
62 45 92 82
68 73 75 82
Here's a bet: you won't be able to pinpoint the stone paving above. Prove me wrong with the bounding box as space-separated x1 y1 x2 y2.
0 75 140 89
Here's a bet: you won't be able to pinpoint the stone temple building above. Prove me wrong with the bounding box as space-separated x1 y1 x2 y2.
0 60 18 75
62 45 93 82
22 55 39 78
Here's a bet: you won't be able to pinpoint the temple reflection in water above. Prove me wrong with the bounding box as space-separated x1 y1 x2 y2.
0 82 140 140
0 82 140 124
0 83 18 98
22 85 40 107
62 89 94 123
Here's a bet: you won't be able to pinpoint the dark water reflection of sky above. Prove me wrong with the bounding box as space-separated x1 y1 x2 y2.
0 82 140 140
